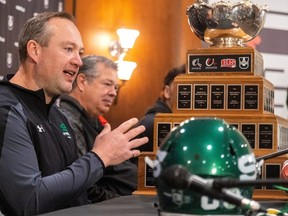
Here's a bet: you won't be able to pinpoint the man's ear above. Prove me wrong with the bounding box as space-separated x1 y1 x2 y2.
76 74 87 92
163 85 171 100
27 40 40 62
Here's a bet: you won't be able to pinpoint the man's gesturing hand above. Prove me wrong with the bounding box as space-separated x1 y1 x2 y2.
92 118 148 167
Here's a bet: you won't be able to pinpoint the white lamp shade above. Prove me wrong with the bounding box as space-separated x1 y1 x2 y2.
117 61 137 81
117 28 140 49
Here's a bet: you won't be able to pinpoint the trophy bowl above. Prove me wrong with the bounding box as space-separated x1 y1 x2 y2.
186 0 268 47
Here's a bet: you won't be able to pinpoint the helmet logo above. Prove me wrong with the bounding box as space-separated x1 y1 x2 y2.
171 189 191 207
238 153 257 180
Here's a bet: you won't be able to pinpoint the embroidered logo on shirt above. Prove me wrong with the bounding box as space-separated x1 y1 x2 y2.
37 125 45 133
59 123 72 139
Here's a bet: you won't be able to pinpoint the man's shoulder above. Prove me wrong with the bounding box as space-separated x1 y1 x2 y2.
0 84 18 106
138 113 155 127
58 97 82 118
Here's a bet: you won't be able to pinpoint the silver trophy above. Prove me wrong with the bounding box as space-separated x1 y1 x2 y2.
186 0 268 47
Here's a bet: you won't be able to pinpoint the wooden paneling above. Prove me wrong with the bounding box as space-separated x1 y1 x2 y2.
66 0 200 129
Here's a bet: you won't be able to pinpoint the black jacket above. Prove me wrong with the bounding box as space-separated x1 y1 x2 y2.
58 95 138 203
136 98 172 152
0 76 104 216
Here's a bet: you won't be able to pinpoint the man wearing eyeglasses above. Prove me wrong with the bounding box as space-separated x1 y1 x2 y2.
57 55 137 203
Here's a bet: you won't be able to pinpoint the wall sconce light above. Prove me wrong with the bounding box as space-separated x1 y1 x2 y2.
109 28 139 104
109 28 140 61
113 60 137 104
117 60 137 83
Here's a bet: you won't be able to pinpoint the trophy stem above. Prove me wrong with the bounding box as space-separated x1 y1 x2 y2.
211 37 244 47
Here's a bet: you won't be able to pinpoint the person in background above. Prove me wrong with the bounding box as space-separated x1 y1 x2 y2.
135 64 186 152
0 11 147 216
57 55 138 203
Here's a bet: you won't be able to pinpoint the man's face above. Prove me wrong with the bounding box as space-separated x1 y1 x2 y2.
81 63 118 117
35 17 84 98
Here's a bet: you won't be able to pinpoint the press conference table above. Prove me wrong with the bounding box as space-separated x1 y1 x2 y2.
41 195 159 216
40 195 287 216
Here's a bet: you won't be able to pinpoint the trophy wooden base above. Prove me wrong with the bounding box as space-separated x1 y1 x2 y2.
186 46 263 76
172 75 274 114
135 45 288 202
253 190 288 201
135 113 288 201
135 153 288 201
153 113 288 153
133 190 288 201
136 153 156 193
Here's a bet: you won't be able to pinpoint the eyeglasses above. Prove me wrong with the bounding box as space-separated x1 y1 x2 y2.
100 80 119 92
84 74 119 92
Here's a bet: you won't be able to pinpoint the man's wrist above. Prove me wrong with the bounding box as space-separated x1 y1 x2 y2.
90 151 105 168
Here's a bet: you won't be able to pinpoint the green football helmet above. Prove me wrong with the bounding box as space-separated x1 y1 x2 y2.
153 117 257 215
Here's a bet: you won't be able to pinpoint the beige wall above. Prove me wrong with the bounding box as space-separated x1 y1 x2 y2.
66 0 200 129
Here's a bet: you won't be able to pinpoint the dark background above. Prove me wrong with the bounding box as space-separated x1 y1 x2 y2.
0 0 64 77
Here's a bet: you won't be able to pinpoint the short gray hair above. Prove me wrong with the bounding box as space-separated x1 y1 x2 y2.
72 55 117 89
